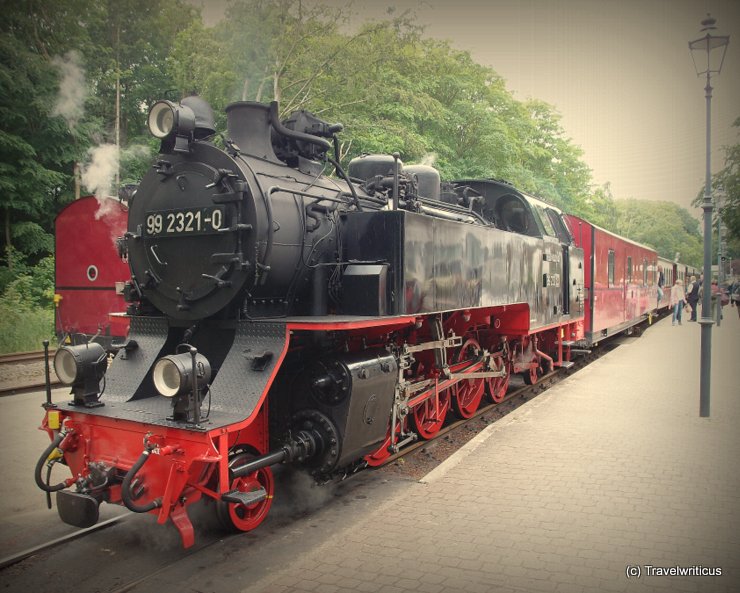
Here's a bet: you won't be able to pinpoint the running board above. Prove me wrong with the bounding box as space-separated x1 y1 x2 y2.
221 487 267 506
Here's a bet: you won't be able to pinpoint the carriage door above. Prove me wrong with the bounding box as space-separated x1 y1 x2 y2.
566 246 585 316
625 256 633 322
546 208 583 318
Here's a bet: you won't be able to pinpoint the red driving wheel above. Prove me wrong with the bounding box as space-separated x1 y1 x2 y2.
451 338 485 418
365 419 403 467
486 355 509 403
411 387 451 439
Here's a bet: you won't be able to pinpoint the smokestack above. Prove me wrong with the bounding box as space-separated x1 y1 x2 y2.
224 102 280 163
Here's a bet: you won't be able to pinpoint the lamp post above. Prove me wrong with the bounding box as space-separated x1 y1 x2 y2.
717 191 724 326
689 14 729 418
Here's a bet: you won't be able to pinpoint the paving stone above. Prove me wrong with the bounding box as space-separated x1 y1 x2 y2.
242 316 740 593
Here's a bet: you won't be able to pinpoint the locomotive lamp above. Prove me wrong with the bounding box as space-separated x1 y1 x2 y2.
152 348 211 424
148 96 216 155
689 14 729 417
147 100 195 153
54 343 108 407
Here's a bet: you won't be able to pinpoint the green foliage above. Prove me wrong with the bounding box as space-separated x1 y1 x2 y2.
0 0 723 351
0 289 54 354
713 117 740 259
0 254 55 306
613 200 703 267
0 255 55 353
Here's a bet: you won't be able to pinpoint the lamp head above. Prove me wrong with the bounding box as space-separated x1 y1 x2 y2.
54 343 108 407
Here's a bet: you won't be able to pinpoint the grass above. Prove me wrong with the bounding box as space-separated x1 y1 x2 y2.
0 300 55 354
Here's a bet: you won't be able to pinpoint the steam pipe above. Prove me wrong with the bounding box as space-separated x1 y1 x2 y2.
328 156 362 211
121 450 162 513
34 431 70 493
268 102 332 151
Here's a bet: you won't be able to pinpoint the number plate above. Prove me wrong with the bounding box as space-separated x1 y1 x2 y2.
144 207 225 237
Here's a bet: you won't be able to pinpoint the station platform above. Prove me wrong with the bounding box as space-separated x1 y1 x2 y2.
243 312 740 593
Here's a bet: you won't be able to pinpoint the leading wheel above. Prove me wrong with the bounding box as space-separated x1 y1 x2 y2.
451 339 485 419
216 451 274 532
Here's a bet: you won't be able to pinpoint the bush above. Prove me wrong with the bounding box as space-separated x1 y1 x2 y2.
0 255 56 353
0 291 54 354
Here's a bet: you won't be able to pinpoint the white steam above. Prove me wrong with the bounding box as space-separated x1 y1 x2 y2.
51 50 87 130
80 144 119 218
420 153 438 167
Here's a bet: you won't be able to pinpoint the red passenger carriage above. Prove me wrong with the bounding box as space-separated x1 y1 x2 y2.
54 196 130 348
564 215 660 342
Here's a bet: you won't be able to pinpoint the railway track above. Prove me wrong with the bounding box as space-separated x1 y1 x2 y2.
0 349 52 365
0 349 61 396
0 516 127 570
0 341 618 585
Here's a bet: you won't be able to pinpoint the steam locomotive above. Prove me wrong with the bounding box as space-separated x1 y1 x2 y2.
37 95 664 547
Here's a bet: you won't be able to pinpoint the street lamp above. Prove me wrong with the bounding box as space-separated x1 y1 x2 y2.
689 14 729 417
716 190 725 327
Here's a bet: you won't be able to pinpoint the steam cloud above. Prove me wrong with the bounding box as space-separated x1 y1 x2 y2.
420 153 438 167
80 144 120 218
51 50 87 130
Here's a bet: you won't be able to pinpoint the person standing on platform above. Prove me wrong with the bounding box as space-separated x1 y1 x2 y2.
733 281 740 319
686 275 700 322
670 278 686 325
709 279 722 322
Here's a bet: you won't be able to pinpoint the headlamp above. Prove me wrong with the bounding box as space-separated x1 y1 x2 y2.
147 100 196 153
153 350 211 425
153 352 211 398
53 343 107 407
148 101 177 138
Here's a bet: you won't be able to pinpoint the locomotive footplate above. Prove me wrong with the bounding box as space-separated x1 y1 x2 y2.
221 487 267 506
61 319 289 431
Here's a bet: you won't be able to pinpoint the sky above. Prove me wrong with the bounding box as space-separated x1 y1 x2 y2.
193 0 740 214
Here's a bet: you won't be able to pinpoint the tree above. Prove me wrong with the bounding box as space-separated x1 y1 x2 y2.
0 1 92 267
613 200 703 267
712 117 740 260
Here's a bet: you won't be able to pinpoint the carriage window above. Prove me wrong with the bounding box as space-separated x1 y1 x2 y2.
643 258 648 286
627 257 632 282
608 250 615 286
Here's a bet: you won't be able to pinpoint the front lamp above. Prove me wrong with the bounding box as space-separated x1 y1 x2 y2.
153 351 211 424
153 352 211 397
147 100 196 153
54 343 107 407
148 101 177 138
